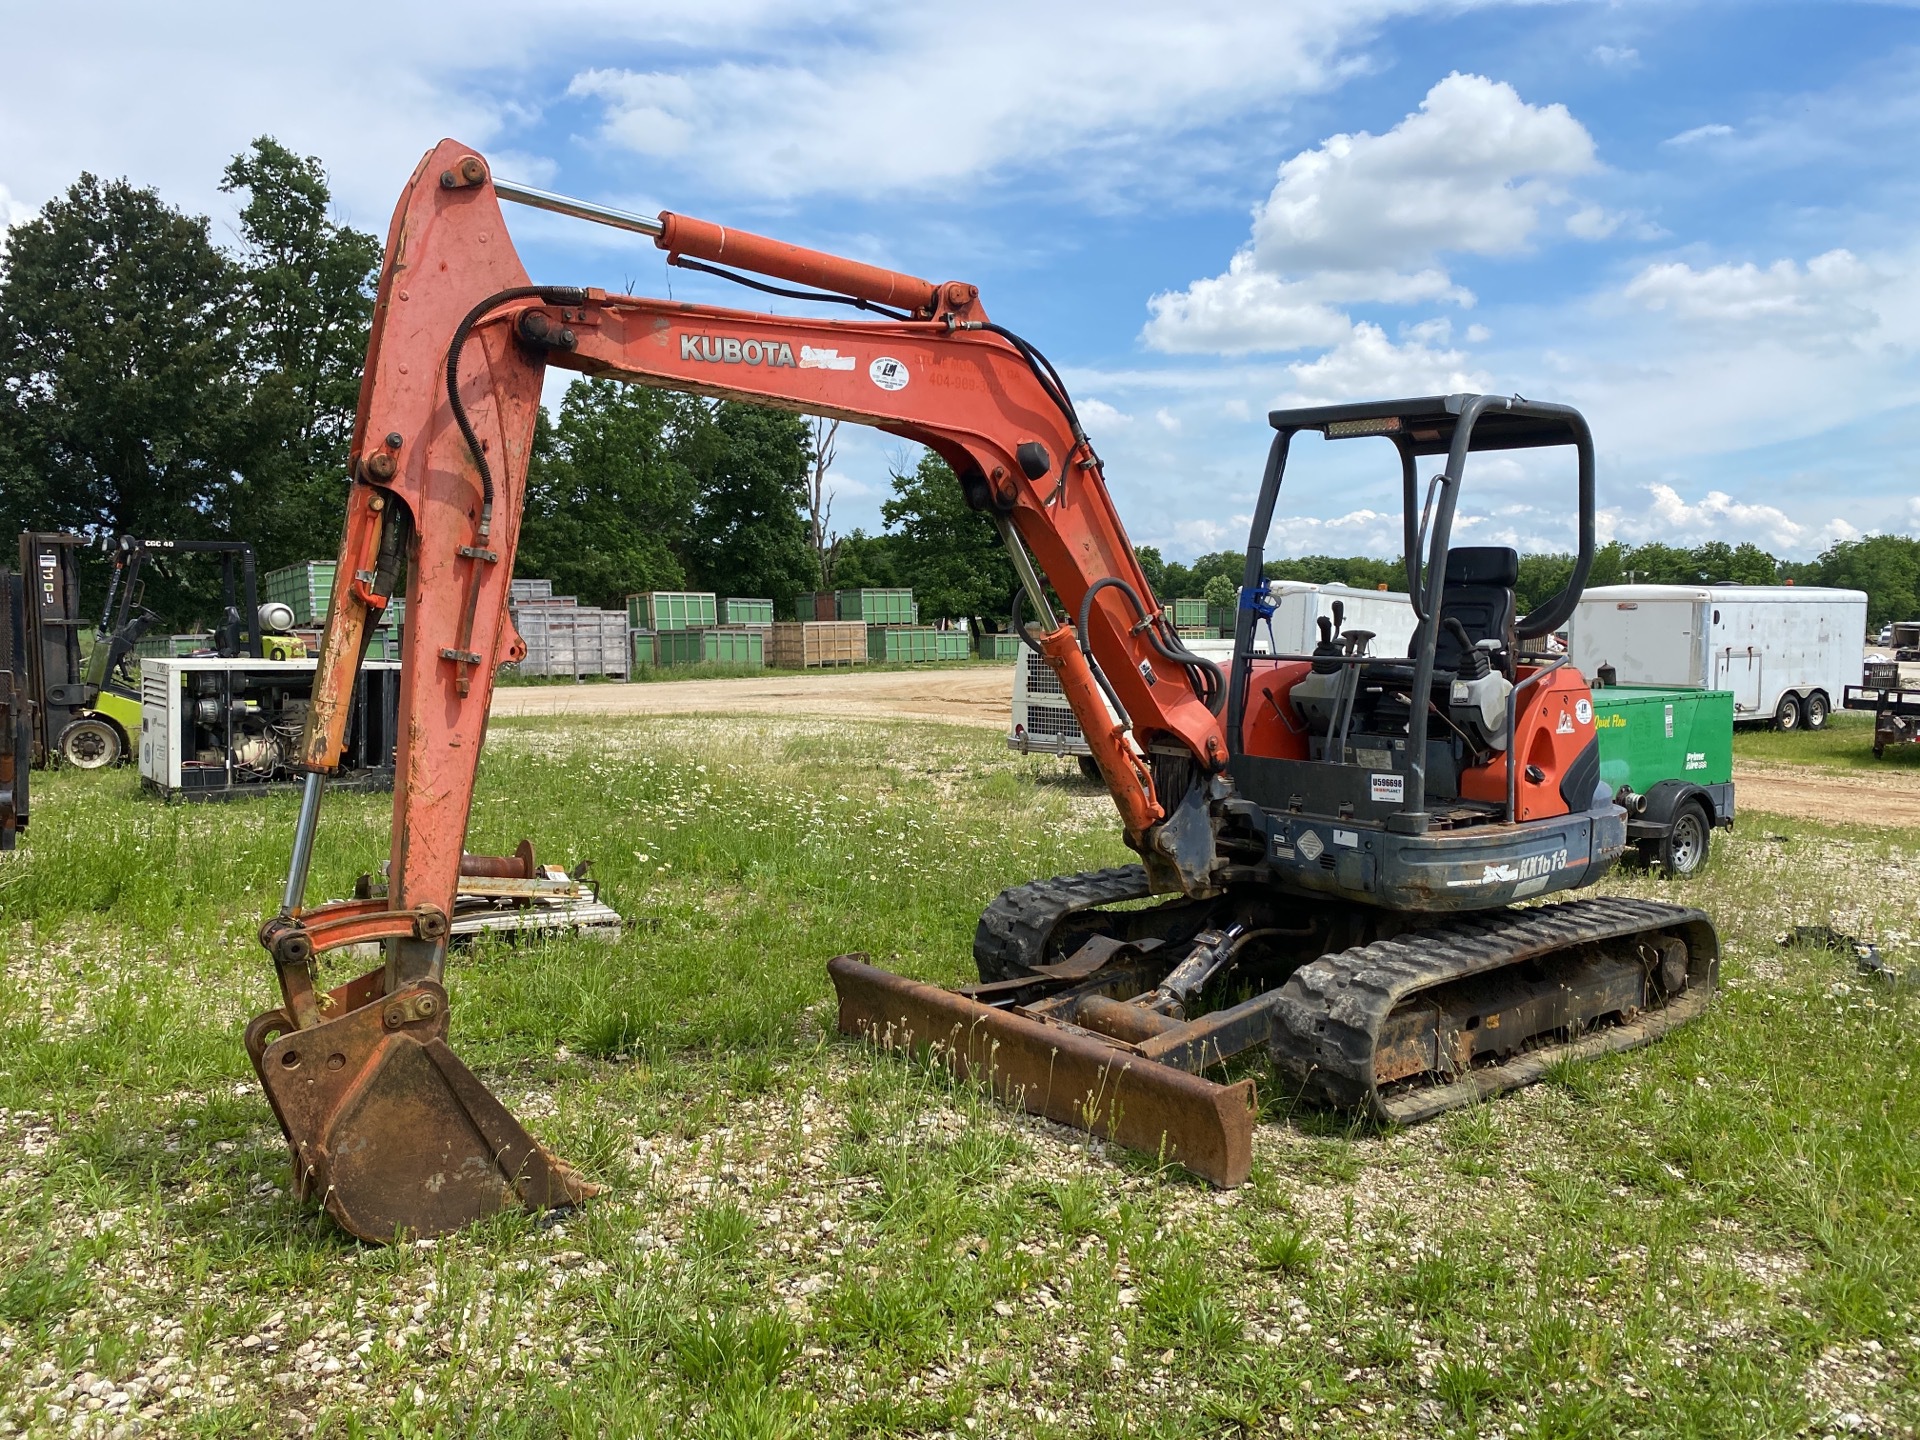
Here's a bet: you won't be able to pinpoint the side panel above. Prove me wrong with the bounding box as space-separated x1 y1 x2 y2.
1591 686 1734 793
1707 594 1868 717
1569 596 1706 688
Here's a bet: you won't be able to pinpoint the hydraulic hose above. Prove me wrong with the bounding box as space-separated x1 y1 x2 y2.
444 285 588 537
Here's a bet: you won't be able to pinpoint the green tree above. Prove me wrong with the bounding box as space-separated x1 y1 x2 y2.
1133 545 1169 598
1814 535 1920 627
517 380 700 608
880 450 1015 624
0 172 247 607
1201 573 1238 608
219 137 382 571
682 401 815 612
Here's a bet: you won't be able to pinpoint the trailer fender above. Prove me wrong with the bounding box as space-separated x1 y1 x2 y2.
1632 778 1734 837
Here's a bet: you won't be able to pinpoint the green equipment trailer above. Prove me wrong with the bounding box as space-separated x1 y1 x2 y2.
1590 685 1734 876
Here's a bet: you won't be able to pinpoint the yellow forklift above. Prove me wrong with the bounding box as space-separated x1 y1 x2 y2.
15 533 305 769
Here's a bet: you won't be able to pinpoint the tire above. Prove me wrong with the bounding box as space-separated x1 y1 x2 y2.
1660 801 1711 878
1075 755 1102 781
1773 693 1803 732
1803 691 1830 730
58 717 123 770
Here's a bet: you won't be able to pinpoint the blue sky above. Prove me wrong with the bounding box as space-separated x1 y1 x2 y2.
2 0 1915 562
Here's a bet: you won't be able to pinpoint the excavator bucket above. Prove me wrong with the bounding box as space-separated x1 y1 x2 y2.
245 970 596 1243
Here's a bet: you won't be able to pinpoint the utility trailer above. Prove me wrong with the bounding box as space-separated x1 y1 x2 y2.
1591 685 1734 875
1567 584 1865 731
138 656 400 800
1845 635 1920 755
1008 583 1414 764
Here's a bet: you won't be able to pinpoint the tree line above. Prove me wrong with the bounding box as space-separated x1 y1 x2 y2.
1145 536 1920 629
5 145 1914 633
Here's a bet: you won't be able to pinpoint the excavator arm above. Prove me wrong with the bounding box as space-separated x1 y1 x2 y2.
250 140 1233 1241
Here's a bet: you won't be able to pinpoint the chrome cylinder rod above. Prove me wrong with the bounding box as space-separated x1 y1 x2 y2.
993 515 1058 630
282 771 324 916
493 177 665 239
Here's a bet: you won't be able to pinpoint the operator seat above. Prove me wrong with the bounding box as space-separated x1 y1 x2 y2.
1430 545 1518 677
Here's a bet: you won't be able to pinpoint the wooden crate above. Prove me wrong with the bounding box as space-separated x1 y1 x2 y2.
768 621 866 668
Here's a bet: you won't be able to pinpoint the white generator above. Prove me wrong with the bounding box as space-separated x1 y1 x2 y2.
1566 584 1867 730
1008 582 1416 761
139 656 402 799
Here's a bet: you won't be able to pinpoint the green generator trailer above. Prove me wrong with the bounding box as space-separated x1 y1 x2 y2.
1590 685 1735 876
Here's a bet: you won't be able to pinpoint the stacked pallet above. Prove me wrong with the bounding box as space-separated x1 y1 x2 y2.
510 579 629 680
768 621 866 669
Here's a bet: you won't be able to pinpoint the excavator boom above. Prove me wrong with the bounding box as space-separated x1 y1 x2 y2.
252 140 1230 1240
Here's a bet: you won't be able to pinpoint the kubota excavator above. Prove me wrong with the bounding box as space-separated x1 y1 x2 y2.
251 139 1716 1242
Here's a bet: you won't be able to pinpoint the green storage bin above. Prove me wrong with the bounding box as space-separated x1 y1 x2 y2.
979 633 1021 659
1591 687 1734 794
1171 597 1208 628
657 627 764 668
264 562 337 626
723 598 775 626
936 631 970 661
630 591 718 631
837 589 916 625
1207 603 1236 633
630 629 656 670
868 627 944 663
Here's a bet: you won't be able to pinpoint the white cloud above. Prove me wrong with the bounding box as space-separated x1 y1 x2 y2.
0 182 35 256
1664 123 1733 146
1153 407 1183 432
1623 249 1880 332
1145 73 1595 355
1605 484 1810 551
571 4 1456 201
1277 322 1492 404
1592 45 1639 67
1078 397 1131 427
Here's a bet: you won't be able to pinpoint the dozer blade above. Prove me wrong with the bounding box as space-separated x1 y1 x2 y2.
829 954 1256 1187
244 976 596 1242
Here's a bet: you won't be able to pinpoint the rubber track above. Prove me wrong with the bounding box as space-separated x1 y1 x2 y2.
972 865 1151 982
1267 895 1717 1117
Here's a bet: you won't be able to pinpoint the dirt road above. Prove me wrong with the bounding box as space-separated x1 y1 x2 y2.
493 669 1920 830
492 667 1015 729
1731 761 1920 829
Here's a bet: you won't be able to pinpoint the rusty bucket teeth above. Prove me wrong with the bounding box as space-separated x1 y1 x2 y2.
246 979 593 1243
828 954 1256 1188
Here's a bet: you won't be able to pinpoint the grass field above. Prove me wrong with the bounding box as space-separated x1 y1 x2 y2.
2 715 1917 1438
1734 710 1920 774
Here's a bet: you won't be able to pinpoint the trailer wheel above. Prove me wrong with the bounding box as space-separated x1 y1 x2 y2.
57 717 123 770
1802 691 1830 730
1076 756 1102 781
1660 801 1711 877
1773 693 1803 731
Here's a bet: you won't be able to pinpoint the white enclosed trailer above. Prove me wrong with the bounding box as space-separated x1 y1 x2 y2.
1566 584 1866 730
1008 583 1415 760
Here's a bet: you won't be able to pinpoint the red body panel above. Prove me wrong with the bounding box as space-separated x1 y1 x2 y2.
1458 666 1596 821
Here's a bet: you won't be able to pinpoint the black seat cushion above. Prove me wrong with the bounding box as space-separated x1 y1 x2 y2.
1423 545 1518 673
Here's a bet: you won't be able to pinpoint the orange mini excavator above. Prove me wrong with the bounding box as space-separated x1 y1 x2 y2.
250 140 1716 1241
